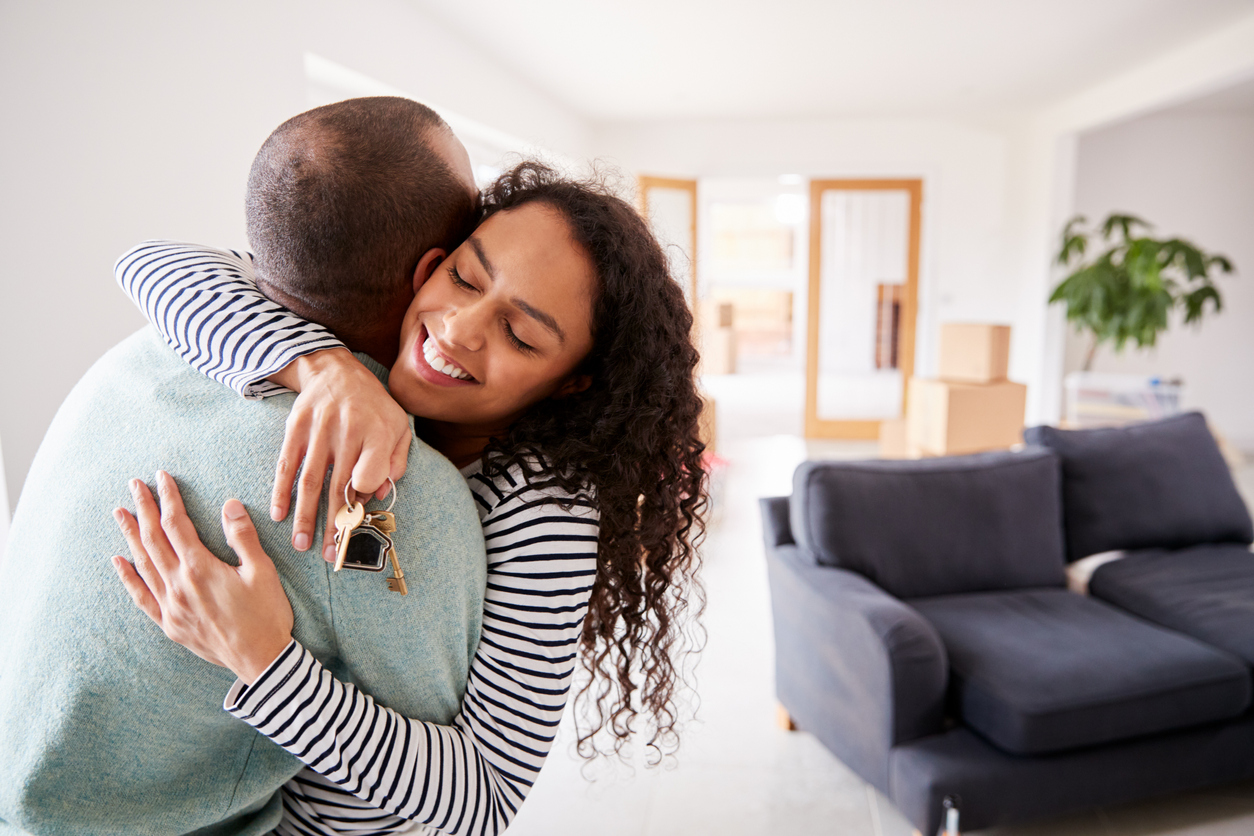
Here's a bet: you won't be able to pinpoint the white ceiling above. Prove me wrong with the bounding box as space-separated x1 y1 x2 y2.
410 0 1254 123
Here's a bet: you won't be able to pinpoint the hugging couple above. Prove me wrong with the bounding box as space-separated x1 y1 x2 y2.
0 97 706 835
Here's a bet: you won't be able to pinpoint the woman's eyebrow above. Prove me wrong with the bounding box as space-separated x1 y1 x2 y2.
513 298 565 344
468 234 566 343
468 236 497 281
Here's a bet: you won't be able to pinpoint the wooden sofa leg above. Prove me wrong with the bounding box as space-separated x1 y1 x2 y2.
776 704 797 731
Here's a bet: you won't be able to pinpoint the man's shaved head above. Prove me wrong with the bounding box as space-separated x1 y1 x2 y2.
246 97 478 353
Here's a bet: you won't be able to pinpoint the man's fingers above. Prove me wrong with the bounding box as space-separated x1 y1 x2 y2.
290 441 330 553
221 500 278 582
114 506 167 602
111 555 163 625
130 478 181 577
271 427 307 523
153 471 204 564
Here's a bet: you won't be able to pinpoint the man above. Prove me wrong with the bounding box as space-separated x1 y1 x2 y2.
0 97 485 835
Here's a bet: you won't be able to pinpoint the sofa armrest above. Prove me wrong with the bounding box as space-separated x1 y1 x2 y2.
766 542 948 791
759 496 794 548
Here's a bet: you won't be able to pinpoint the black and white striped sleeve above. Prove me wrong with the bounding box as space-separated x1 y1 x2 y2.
224 468 600 836
114 240 346 400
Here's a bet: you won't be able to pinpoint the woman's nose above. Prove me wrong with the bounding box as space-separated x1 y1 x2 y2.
443 302 487 351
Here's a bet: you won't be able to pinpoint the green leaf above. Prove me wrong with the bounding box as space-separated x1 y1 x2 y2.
1056 215 1089 265
1208 254 1234 274
1101 213 1150 243
1183 285 1222 324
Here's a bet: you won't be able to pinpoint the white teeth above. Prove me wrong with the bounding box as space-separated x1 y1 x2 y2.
422 334 472 381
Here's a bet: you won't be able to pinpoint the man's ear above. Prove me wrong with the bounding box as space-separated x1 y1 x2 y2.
553 374 592 399
413 249 447 293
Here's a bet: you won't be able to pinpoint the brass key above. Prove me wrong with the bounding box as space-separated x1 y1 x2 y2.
385 545 407 595
365 510 405 593
366 511 395 534
333 500 366 572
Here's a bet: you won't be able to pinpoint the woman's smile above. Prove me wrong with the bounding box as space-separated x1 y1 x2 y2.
413 324 477 386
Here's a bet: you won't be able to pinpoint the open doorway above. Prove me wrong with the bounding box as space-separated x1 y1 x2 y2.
696 176 810 445
805 179 922 439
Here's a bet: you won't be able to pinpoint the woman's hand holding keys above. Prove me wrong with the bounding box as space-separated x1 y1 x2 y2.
111 470 294 684
267 347 412 566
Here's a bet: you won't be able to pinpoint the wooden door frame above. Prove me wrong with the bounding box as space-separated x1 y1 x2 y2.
638 176 699 305
805 178 923 439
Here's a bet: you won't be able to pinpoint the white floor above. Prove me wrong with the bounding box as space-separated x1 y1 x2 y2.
503 373 1254 836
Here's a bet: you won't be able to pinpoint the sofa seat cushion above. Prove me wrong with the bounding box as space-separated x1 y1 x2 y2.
1090 544 1254 666
910 589 1251 755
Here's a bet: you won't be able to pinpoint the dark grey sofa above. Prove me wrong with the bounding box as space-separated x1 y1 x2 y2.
763 412 1254 834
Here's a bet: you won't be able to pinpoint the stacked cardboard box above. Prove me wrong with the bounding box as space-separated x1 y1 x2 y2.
878 417 910 459
700 302 737 376
698 391 718 454
882 323 1026 458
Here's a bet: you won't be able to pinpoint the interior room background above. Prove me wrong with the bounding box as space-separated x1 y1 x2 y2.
3 0 1253 541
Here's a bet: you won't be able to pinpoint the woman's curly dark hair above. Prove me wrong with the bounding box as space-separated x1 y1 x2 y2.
477 161 707 762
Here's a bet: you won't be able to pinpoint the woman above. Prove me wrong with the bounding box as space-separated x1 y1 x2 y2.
112 162 707 836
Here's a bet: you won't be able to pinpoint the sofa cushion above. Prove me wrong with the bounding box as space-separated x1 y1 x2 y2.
1024 413 1253 561
1090 544 1254 666
911 589 1251 755
789 451 1066 599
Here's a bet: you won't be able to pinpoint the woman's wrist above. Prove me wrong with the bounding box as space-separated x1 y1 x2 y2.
233 633 296 685
268 347 357 393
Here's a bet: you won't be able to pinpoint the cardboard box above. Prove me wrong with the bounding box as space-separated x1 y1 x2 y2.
700 326 737 375
878 418 909 458
880 418 939 459
939 323 1011 383
906 377 1027 456
698 391 718 454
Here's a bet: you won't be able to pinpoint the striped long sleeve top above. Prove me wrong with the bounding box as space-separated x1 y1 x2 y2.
114 241 345 399
115 242 600 835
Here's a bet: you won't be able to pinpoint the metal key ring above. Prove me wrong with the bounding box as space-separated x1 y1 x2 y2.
344 477 397 513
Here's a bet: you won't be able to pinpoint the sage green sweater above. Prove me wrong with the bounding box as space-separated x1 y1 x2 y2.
0 329 485 835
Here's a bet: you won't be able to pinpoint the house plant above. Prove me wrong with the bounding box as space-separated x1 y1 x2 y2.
1051 213 1233 371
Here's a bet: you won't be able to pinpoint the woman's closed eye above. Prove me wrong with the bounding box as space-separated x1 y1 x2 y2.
504 321 537 355
448 265 477 291
449 264 537 355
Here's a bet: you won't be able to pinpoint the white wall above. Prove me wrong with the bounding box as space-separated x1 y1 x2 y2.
0 433 9 552
1016 11 1254 426
1068 112 1254 449
595 116 1017 386
0 0 590 512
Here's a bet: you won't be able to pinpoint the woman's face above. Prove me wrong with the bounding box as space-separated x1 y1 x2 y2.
389 203 597 431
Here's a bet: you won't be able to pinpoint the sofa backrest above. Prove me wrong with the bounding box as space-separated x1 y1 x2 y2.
1024 412 1254 562
789 450 1067 599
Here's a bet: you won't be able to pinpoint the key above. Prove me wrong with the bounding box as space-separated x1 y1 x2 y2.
333 500 366 572
366 511 396 534
368 510 403 591
385 545 407 596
